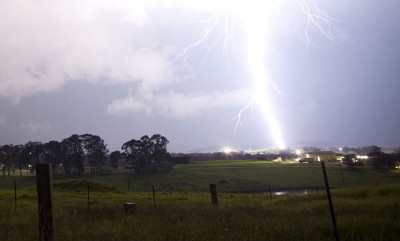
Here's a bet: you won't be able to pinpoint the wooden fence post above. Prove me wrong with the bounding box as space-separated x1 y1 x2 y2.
14 182 17 212
152 185 156 208
268 184 272 200
36 164 54 241
210 184 218 205
87 183 90 208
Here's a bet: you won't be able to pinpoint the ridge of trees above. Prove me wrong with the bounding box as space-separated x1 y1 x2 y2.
0 133 170 176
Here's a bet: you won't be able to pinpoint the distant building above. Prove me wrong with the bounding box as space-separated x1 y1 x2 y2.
300 151 336 162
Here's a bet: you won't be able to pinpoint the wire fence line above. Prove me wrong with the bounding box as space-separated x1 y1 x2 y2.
1 162 396 194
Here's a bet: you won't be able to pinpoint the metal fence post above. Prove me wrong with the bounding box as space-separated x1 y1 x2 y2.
321 161 340 241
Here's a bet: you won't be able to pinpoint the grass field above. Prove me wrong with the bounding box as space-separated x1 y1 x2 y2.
0 160 399 240
1 160 399 192
0 183 399 241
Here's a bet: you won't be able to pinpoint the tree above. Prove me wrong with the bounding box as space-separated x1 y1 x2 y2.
369 146 396 171
0 145 25 176
121 134 171 174
171 154 191 164
61 134 84 175
81 134 108 174
42 140 64 175
22 141 44 174
0 145 13 176
140 135 153 165
122 139 145 174
369 146 382 156
150 134 170 163
10 145 23 176
109 151 121 169
342 154 359 170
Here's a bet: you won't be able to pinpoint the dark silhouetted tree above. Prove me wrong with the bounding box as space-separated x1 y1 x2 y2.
171 154 191 164
0 145 13 176
150 134 170 163
342 154 359 170
61 134 84 175
81 134 108 174
22 141 44 174
369 146 396 171
122 139 144 174
10 145 23 176
122 134 170 174
43 140 64 175
109 151 121 169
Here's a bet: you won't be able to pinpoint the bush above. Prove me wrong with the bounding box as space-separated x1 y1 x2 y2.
371 155 396 171
171 155 191 164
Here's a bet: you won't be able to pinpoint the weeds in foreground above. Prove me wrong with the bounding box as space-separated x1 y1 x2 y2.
0 184 399 241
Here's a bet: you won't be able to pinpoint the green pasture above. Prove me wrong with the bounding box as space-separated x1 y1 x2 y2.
0 159 399 240
0 182 399 241
1 160 399 192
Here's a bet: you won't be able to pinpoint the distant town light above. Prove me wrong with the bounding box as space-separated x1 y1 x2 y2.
222 147 233 154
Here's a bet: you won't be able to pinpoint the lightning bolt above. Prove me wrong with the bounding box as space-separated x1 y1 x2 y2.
177 0 336 149
176 9 236 65
296 0 337 47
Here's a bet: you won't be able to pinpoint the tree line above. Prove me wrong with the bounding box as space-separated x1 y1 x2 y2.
122 134 170 174
0 133 170 176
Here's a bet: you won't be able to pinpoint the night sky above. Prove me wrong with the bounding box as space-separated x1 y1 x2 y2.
1 0 399 152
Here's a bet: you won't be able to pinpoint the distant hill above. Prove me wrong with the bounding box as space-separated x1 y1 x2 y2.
183 142 400 154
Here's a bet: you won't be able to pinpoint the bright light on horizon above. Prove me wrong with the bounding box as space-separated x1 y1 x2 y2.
222 146 233 154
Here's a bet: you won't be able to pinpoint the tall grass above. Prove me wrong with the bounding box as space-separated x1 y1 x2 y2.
0 161 399 240
0 184 399 241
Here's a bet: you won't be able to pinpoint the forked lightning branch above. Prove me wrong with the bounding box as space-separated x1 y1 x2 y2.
176 0 336 149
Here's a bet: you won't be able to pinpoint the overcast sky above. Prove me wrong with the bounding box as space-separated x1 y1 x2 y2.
1 0 399 152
